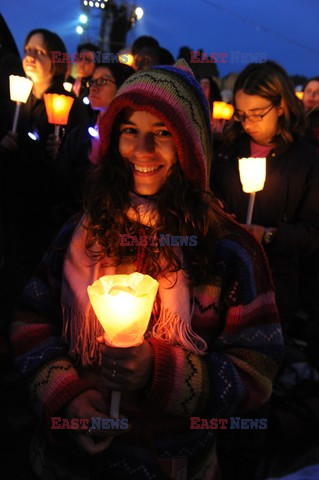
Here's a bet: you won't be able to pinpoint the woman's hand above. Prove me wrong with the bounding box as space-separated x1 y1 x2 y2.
241 224 265 243
1 132 18 151
46 133 61 160
97 338 154 392
65 389 113 455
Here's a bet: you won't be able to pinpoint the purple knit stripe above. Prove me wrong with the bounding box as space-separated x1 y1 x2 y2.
223 292 280 334
12 323 54 355
119 80 209 138
42 370 81 405
44 378 92 417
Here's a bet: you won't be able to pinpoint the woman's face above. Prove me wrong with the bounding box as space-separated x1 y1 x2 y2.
88 67 118 111
119 109 178 196
76 50 95 78
235 90 284 145
303 80 319 111
23 33 53 85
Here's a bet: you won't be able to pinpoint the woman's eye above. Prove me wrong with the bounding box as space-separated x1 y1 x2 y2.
120 128 136 135
155 130 171 137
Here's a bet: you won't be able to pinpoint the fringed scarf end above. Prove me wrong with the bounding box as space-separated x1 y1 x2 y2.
152 306 207 355
61 303 104 366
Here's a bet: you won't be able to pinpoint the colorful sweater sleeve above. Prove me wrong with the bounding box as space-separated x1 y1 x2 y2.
10 222 93 420
145 223 284 418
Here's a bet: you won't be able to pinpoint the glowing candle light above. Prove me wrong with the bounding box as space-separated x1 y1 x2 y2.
43 93 74 137
9 75 33 133
88 272 159 417
238 157 266 224
212 101 234 120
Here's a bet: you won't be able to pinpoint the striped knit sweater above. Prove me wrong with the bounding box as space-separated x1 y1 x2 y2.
11 216 283 480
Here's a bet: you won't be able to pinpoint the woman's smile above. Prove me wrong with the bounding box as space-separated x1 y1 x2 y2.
119 109 177 195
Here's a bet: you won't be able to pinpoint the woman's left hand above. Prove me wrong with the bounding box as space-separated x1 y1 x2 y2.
241 224 265 243
97 338 154 392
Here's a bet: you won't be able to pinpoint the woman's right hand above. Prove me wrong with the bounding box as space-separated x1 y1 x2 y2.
65 389 114 455
1 132 18 151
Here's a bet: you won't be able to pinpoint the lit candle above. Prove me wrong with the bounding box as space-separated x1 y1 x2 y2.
238 157 266 224
212 101 234 133
212 101 234 120
88 272 159 417
9 75 33 133
43 93 74 137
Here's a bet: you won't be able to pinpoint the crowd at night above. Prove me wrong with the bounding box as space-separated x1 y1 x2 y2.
0 6 319 480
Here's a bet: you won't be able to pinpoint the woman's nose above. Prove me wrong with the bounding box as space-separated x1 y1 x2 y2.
135 134 154 154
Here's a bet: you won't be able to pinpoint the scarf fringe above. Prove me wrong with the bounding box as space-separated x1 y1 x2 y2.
152 306 207 355
62 303 104 366
62 303 207 366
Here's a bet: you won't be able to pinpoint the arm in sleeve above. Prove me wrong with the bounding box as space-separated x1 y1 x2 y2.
10 222 93 420
144 228 283 418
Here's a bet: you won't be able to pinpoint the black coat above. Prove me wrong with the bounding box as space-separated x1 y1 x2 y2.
211 136 319 322
0 79 89 312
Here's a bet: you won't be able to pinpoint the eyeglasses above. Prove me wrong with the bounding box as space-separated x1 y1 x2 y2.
86 77 117 88
24 47 48 58
233 103 277 123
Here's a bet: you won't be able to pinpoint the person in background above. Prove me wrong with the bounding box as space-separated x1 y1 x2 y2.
211 60 319 334
10 60 282 480
302 76 319 149
200 76 222 113
52 62 134 229
0 14 24 140
0 28 88 331
131 35 159 71
73 42 99 98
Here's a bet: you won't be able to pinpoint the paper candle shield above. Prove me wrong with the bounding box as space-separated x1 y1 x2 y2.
212 101 234 120
238 157 266 193
88 273 159 347
43 93 74 125
9 75 33 103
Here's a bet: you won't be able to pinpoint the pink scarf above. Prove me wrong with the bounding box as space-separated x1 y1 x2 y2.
61 195 207 366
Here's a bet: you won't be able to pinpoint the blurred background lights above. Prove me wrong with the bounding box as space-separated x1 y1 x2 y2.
135 7 144 20
79 14 88 24
76 25 84 34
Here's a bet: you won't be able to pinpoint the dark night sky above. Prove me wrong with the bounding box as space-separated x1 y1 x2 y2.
2 0 319 79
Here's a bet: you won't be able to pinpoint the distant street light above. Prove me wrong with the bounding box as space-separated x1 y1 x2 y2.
135 7 144 20
79 14 88 23
76 25 84 34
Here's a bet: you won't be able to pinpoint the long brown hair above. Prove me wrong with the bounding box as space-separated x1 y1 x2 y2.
84 127 222 286
223 60 306 147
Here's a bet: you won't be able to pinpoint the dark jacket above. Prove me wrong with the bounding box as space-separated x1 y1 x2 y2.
52 122 95 228
0 79 89 312
211 136 319 322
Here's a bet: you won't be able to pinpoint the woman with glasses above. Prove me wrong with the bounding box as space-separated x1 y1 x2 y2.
51 62 134 230
0 29 88 330
211 60 319 331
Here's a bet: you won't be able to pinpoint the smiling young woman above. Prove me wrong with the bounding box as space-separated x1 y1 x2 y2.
11 61 283 480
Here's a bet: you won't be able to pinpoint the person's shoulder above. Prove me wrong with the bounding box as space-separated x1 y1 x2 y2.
288 137 319 161
214 212 274 299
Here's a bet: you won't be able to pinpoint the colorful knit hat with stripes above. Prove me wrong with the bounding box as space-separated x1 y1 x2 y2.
98 59 212 190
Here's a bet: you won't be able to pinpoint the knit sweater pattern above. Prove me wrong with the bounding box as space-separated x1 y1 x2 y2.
11 216 283 480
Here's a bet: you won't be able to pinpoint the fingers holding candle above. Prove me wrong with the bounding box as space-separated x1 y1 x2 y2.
98 340 154 392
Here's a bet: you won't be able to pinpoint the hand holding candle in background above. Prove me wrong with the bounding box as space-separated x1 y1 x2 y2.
9 75 33 134
238 157 266 225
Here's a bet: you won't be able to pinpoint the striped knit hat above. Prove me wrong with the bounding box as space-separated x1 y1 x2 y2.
98 59 212 190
